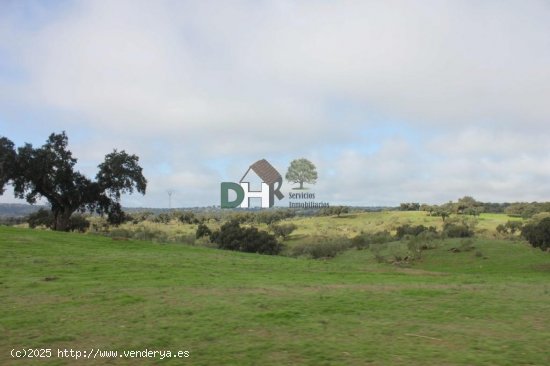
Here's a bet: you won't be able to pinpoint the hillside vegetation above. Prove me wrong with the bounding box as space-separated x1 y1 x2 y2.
1 224 549 365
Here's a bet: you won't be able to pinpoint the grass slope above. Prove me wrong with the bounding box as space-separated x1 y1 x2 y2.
1 226 549 365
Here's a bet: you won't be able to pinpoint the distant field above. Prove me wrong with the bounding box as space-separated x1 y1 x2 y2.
1 225 549 365
98 211 523 247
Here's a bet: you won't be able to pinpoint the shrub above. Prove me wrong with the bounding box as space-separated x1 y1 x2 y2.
67 214 90 233
521 217 550 251
448 238 475 253
395 224 437 239
290 236 352 259
127 211 154 224
269 223 297 240
443 222 474 238
496 224 507 234
351 230 393 250
497 220 523 236
196 223 212 239
152 213 172 224
406 237 423 261
27 209 54 229
370 244 387 263
504 221 522 234
210 220 282 255
177 211 200 224
255 209 296 225
27 209 90 232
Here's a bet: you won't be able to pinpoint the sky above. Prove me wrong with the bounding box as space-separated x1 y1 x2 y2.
1 0 550 208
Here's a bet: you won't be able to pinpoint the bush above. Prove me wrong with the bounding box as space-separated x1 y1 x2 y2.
351 230 393 250
152 213 172 224
406 236 423 260
67 214 90 232
27 209 54 229
255 209 296 225
196 223 212 239
290 236 352 259
443 222 474 238
497 220 523 235
317 206 350 217
269 223 297 240
127 211 154 224
395 224 437 239
177 211 200 224
521 217 550 251
449 239 475 253
27 209 90 232
210 220 282 255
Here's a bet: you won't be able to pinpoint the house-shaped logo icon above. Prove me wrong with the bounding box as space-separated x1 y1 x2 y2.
221 159 284 208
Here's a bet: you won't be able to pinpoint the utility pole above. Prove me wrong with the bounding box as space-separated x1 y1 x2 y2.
167 189 175 210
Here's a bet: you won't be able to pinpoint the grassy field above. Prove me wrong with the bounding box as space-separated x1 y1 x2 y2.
1 220 549 365
99 211 521 248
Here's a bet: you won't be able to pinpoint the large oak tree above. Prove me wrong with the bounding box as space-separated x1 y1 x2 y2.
0 132 147 231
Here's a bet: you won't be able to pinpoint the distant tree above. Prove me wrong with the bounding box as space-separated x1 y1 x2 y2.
432 210 450 222
400 202 420 211
0 132 146 231
285 158 318 190
333 205 349 217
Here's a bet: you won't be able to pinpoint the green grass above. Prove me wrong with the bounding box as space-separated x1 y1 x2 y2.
1 226 549 365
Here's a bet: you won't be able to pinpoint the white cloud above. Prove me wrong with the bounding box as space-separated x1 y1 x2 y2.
1 0 550 207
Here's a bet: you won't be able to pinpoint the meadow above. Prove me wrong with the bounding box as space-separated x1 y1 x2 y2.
1 212 549 365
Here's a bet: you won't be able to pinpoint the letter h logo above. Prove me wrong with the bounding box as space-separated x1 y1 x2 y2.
221 159 284 208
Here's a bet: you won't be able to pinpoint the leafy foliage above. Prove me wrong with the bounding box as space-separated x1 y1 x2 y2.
26 208 89 232
399 202 420 211
0 137 16 195
285 158 318 189
196 223 212 239
443 222 474 238
521 217 550 251
269 223 297 240
496 220 523 235
0 132 147 230
177 211 200 224
210 220 282 255
351 231 393 249
27 209 54 229
317 206 349 217
395 224 437 239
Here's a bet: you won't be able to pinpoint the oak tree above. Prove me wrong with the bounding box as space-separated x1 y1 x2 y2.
0 132 147 231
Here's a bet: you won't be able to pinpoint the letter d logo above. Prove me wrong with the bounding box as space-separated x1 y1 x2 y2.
220 182 245 208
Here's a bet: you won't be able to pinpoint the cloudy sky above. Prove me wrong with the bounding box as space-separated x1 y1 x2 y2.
1 0 550 208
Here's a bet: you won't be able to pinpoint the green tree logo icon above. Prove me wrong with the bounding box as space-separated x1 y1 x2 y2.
285 158 318 190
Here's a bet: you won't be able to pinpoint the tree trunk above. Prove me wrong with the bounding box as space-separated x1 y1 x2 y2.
299 181 303 189
54 208 73 231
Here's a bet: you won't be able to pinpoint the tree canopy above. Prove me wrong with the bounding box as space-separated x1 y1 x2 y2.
0 132 147 231
285 158 318 190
